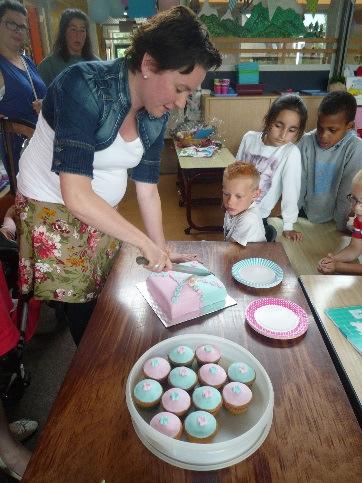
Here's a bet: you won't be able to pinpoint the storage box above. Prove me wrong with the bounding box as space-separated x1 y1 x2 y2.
236 83 265 96
236 62 259 85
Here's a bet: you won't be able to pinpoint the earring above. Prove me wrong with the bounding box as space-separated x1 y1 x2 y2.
143 74 148 79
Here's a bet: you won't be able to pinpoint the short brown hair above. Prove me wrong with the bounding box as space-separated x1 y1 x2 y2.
125 5 221 74
223 162 260 190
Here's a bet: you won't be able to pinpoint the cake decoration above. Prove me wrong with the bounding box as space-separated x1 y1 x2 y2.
168 366 198 391
146 262 227 323
227 361 256 386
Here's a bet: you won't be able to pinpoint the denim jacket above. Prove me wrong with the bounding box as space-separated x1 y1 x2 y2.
42 58 169 183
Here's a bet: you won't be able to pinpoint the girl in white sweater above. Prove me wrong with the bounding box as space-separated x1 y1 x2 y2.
236 94 307 241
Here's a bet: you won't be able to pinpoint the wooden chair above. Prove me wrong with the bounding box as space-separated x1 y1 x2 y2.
0 118 35 195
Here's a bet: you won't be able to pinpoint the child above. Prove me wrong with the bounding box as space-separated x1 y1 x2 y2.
0 205 16 242
318 169 362 274
236 94 307 242
299 91 362 232
223 162 266 246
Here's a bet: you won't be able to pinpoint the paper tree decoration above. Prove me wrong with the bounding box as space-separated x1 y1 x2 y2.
199 2 306 38
265 0 302 20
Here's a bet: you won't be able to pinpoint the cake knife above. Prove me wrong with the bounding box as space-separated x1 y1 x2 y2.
136 256 211 276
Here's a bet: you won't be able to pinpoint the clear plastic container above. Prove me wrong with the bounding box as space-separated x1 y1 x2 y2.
126 334 274 470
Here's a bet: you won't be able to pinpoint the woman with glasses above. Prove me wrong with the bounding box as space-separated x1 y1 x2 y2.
318 170 362 275
0 0 46 176
38 8 98 87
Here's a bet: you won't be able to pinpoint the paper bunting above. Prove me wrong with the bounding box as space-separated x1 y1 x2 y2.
127 0 156 19
229 0 237 12
306 0 319 15
197 0 219 18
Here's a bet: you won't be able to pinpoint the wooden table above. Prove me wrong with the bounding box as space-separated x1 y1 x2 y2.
176 145 234 233
300 275 362 421
23 242 362 483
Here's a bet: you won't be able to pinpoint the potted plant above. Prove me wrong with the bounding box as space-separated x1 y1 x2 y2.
328 75 346 92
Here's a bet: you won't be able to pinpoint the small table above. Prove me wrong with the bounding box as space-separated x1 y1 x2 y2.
299 275 362 422
23 242 362 482
175 144 234 233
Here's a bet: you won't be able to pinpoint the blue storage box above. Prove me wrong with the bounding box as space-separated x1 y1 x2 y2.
236 62 259 85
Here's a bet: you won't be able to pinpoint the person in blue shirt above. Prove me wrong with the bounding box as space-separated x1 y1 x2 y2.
16 6 222 345
0 0 46 180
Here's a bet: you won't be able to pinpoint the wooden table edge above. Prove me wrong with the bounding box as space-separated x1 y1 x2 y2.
298 276 362 424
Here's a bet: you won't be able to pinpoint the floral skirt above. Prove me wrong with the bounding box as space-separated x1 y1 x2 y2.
15 192 121 303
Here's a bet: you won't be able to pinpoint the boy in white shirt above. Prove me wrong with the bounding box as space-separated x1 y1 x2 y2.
223 162 266 246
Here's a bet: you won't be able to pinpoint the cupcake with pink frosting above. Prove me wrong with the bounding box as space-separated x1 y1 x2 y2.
150 412 183 439
198 363 227 389
161 388 191 416
195 344 221 365
143 357 171 382
222 382 252 414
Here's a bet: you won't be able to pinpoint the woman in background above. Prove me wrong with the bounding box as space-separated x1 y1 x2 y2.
38 8 98 87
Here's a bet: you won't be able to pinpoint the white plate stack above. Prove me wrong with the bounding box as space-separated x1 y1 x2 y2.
126 334 274 471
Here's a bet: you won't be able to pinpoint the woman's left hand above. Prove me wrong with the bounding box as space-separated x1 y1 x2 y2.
282 230 303 242
168 252 199 263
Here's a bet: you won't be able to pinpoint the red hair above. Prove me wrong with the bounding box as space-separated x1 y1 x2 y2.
223 162 260 189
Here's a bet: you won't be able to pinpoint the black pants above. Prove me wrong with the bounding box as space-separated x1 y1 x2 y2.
62 300 97 346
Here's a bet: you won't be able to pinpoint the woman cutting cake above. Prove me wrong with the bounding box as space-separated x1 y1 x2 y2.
16 6 222 345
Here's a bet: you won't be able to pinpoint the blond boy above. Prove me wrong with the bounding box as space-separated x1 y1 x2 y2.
223 162 266 246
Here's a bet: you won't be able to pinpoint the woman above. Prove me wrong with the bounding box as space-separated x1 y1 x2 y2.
38 8 98 87
16 6 222 345
0 0 46 176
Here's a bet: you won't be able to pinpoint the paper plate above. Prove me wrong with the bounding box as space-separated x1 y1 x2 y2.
232 258 284 288
245 298 309 340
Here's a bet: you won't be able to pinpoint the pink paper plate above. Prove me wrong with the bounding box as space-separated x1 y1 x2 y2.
245 298 309 340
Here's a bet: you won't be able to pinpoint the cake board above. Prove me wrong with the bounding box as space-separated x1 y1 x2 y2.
136 282 237 328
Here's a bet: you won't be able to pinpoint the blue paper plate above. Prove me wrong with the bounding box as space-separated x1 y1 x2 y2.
231 258 284 288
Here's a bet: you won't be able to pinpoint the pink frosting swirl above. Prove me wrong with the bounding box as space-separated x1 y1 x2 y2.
162 388 191 414
195 344 221 363
222 382 252 406
143 357 170 380
150 412 182 438
199 363 226 387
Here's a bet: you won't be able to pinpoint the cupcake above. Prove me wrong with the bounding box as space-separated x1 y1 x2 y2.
133 379 163 408
161 388 191 416
192 386 222 415
150 412 183 439
168 366 198 391
168 345 195 367
143 357 171 382
227 362 256 386
195 344 221 365
222 382 253 414
184 410 218 443
198 363 227 389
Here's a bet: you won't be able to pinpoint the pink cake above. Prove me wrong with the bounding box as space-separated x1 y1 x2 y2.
146 262 227 323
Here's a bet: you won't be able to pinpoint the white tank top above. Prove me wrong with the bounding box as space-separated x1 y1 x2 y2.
17 112 144 207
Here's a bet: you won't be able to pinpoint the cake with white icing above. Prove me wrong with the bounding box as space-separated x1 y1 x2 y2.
146 262 227 323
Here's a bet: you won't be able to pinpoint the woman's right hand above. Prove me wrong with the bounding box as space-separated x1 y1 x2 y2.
141 241 172 272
